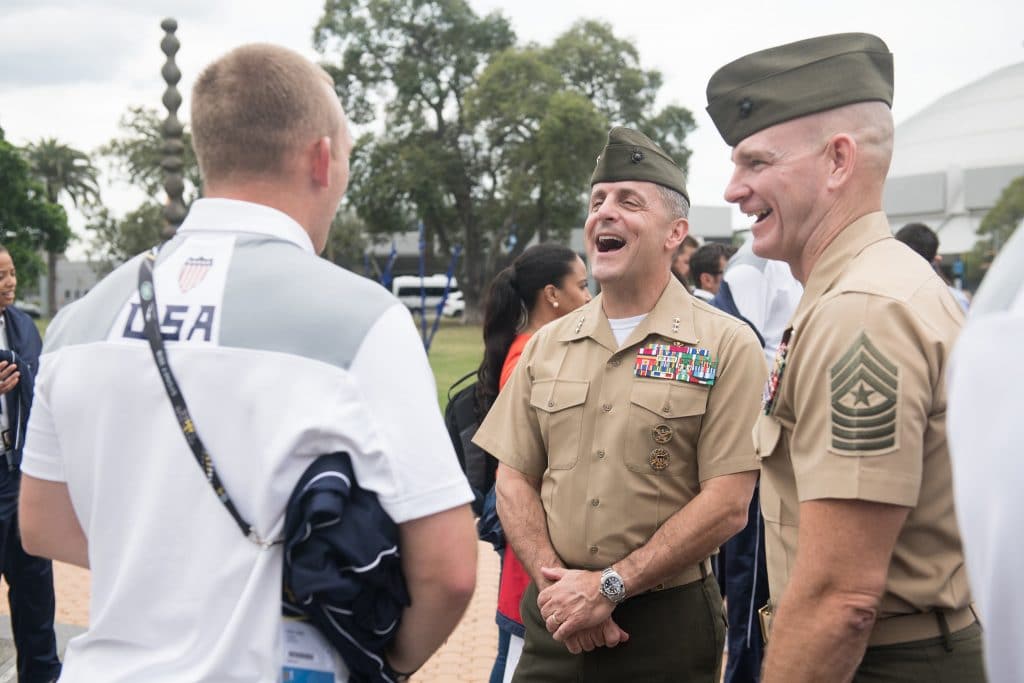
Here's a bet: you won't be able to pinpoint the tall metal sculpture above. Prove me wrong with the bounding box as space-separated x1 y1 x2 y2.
160 18 187 237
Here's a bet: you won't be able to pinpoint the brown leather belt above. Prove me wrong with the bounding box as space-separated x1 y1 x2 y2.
647 558 713 593
868 605 978 646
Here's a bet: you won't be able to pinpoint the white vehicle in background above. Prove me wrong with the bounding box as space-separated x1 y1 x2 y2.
392 274 459 314
442 290 465 318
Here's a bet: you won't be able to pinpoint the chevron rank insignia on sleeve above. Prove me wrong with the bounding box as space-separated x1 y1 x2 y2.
829 332 899 454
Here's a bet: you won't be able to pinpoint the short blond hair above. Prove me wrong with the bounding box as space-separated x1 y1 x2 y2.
191 43 341 183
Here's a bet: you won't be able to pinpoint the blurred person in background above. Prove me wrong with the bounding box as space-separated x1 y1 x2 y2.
0 245 61 683
477 243 591 683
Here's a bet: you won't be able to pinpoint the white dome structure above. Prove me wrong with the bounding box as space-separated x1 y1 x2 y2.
884 62 1024 254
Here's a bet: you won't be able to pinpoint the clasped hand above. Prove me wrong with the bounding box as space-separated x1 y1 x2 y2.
536 567 629 654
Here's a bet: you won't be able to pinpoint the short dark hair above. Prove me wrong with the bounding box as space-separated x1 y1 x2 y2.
895 223 939 263
690 243 729 283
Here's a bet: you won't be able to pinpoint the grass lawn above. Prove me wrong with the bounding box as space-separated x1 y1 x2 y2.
425 319 483 408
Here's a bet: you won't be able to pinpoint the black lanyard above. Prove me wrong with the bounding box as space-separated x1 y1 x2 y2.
137 246 278 548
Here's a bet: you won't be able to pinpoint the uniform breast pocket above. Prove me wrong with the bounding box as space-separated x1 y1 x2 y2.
626 381 708 476
529 379 589 470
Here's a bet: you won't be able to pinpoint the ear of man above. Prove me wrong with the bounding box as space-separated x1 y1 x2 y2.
310 136 333 188
664 216 690 253
825 133 858 192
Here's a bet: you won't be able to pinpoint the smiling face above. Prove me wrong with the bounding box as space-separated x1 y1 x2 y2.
0 251 16 312
585 181 686 291
552 255 592 313
723 117 829 266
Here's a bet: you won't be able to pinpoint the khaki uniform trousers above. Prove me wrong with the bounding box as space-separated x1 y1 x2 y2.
513 574 726 683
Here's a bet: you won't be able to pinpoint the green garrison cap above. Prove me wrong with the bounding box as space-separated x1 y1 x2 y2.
706 33 894 146
591 126 689 203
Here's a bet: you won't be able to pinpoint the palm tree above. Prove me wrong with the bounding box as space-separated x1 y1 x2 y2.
23 138 100 315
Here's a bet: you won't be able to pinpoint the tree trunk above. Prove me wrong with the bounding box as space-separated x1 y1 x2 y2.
46 250 58 316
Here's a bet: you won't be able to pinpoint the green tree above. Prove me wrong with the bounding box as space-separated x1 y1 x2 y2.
0 127 71 290
977 175 1024 256
99 106 201 200
86 107 201 273
315 2 695 321
84 203 164 276
23 137 99 314
315 0 516 321
322 208 371 271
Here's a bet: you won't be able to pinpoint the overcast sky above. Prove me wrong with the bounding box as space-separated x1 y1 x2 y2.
1 0 1021 254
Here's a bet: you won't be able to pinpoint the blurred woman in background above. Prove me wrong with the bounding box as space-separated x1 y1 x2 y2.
477 243 590 683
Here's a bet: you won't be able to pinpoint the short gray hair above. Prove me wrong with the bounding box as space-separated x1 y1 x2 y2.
656 185 690 220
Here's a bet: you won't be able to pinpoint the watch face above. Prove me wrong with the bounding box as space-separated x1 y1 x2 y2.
602 573 625 599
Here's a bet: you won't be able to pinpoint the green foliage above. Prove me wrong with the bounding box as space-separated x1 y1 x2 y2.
0 127 71 287
84 202 164 276
967 174 1024 287
22 136 99 310
322 208 371 271
99 106 201 200
314 2 695 320
86 107 202 273
978 175 1024 253
23 137 100 208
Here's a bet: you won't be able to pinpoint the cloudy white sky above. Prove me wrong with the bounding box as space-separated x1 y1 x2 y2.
1 0 1021 253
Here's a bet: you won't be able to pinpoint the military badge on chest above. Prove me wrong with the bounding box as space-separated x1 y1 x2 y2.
763 328 792 415
633 343 718 386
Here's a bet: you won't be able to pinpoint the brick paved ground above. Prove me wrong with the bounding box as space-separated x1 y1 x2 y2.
0 543 501 682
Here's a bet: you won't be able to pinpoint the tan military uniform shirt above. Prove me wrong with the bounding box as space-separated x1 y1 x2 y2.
474 276 765 571
755 212 970 620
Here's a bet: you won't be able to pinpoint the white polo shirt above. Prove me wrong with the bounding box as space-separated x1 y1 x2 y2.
22 198 473 683
723 240 803 364
947 228 1024 683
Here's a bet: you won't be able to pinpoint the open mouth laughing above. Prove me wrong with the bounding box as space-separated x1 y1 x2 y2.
596 234 626 253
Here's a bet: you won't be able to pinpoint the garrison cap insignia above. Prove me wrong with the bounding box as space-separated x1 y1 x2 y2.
829 332 898 454
649 448 670 471
630 148 645 164
738 98 753 119
652 424 673 444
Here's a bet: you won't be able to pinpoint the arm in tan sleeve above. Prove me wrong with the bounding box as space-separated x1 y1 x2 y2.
761 498 908 683
495 463 564 588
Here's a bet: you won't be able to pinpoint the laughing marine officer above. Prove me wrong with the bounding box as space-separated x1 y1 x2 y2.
473 127 767 682
707 33 985 682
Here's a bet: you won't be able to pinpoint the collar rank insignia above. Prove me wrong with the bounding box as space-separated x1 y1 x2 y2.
763 328 792 415
178 256 214 293
634 343 718 386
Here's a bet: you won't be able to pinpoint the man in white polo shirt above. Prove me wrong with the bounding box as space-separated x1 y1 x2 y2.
17 43 477 683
